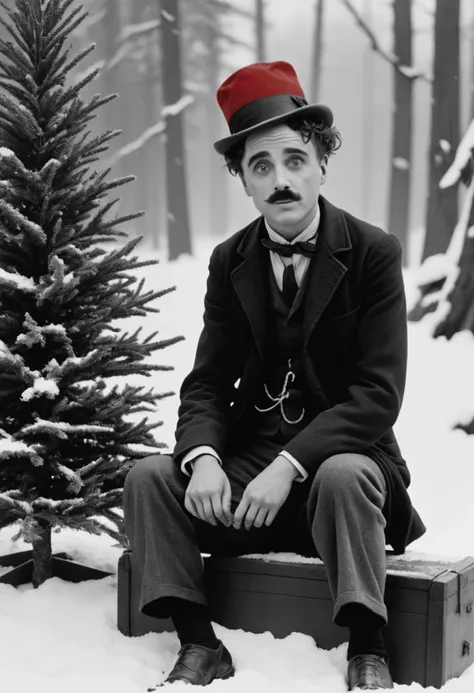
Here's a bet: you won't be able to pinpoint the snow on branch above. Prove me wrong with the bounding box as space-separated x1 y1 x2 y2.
20 419 114 439
161 94 194 118
120 20 161 41
0 268 36 293
109 95 194 165
338 0 431 83
440 119 474 189
109 121 166 165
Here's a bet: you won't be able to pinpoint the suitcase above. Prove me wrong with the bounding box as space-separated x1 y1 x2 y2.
117 550 474 687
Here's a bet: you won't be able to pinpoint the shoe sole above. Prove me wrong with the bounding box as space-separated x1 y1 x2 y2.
219 666 236 681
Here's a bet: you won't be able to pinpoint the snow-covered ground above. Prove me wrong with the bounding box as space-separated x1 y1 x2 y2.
1 237 474 693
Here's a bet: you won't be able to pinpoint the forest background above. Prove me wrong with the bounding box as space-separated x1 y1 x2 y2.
1 0 470 268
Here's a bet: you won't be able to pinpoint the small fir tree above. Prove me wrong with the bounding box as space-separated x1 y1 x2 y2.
0 0 182 587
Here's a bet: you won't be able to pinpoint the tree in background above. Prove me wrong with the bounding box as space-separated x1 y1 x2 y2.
422 0 460 261
102 0 123 171
256 0 265 62
471 10 474 120
338 0 428 261
310 0 325 103
408 120 474 434
159 0 192 260
387 0 413 265
408 119 474 328
0 0 182 586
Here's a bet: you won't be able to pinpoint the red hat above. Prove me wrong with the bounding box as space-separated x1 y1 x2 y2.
213 61 333 155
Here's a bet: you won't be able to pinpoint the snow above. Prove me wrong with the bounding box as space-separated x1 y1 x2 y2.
439 139 452 154
161 94 194 118
393 157 409 170
398 65 421 79
1 240 474 692
0 439 34 456
0 268 36 293
0 147 14 157
121 20 160 40
440 119 474 189
413 252 454 287
21 376 60 401
112 121 166 164
161 10 175 23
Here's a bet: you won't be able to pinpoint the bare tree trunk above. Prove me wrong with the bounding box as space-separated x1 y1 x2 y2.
310 0 325 102
471 12 474 120
103 0 123 168
121 0 148 237
159 0 192 260
434 178 474 339
256 0 265 62
361 0 374 220
387 0 412 265
31 523 53 588
206 2 228 237
422 0 460 261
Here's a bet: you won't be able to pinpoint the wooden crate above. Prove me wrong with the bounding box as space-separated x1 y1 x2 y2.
117 550 474 688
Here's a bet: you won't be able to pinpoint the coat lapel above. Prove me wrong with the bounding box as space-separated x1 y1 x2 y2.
231 217 268 361
302 196 352 349
230 197 353 358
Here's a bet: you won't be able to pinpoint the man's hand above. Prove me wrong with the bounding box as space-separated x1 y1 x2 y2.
233 455 300 531
185 454 233 527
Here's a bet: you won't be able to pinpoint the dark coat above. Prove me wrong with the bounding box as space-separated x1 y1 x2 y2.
173 195 426 553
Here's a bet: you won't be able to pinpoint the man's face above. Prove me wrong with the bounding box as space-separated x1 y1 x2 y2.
240 123 327 239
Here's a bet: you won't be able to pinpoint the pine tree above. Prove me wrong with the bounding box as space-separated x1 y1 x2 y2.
0 0 183 587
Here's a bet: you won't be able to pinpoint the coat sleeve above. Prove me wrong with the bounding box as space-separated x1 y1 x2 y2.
173 245 237 464
284 233 407 474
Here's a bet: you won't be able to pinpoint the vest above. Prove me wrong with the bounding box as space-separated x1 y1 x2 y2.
250 261 316 444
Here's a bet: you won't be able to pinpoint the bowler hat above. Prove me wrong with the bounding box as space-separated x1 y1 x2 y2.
213 61 334 155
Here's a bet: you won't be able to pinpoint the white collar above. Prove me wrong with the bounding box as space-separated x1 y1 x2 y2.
264 203 320 245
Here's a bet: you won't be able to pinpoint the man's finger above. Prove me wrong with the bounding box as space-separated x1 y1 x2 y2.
201 497 218 526
264 507 278 527
184 494 200 520
221 484 233 526
243 503 259 531
253 507 269 529
210 494 227 526
233 498 250 530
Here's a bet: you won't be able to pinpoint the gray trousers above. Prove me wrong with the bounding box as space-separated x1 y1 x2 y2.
123 452 387 625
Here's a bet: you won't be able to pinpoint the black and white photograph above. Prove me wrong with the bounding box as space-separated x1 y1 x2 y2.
0 0 473 690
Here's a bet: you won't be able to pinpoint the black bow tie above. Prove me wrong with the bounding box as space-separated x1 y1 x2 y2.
261 236 317 258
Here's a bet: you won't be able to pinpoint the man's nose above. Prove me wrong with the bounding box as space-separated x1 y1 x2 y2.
273 165 291 190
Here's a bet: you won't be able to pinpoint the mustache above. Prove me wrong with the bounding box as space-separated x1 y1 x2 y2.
266 190 302 204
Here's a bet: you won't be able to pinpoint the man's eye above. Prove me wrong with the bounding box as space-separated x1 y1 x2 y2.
288 157 304 168
255 163 269 173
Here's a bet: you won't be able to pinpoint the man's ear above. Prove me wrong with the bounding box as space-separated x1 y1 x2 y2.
319 155 329 185
239 172 251 197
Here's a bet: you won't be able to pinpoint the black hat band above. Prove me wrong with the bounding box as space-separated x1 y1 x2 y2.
228 94 308 135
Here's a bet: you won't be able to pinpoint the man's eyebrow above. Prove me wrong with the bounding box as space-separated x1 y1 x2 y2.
246 147 309 169
283 147 308 157
246 151 270 168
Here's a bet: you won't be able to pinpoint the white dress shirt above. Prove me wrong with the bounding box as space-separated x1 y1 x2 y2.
181 204 321 482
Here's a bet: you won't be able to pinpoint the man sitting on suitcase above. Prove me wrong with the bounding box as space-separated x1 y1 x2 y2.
123 61 425 690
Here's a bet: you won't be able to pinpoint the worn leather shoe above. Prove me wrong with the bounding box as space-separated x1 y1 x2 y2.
156 641 234 687
347 654 394 690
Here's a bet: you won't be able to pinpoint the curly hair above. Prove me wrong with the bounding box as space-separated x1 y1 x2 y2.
223 115 342 177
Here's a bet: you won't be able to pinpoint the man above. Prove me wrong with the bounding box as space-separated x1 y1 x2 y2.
124 61 425 690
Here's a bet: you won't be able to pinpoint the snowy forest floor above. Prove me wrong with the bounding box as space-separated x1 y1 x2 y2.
1 238 474 692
